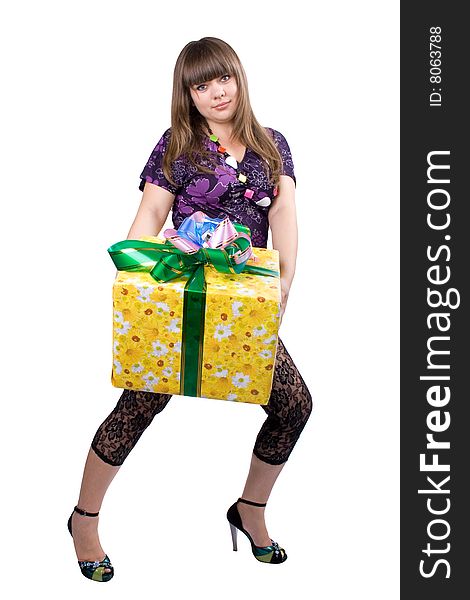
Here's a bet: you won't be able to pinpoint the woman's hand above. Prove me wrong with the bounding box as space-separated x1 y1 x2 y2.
279 277 290 325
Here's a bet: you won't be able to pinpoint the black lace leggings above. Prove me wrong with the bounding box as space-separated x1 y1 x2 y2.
91 337 312 466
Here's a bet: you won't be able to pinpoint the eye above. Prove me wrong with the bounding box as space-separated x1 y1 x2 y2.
194 74 230 92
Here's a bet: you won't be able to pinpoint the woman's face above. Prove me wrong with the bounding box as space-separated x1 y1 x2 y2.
189 73 238 125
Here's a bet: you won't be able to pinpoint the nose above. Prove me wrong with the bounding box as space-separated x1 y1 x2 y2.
213 84 225 99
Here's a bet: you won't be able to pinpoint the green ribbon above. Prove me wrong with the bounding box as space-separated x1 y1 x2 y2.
108 228 279 397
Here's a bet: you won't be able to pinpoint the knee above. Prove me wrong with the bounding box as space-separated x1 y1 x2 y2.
299 385 313 428
279 383 313 435
306 386 313 415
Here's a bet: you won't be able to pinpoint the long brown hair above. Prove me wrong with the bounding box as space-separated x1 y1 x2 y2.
162 37 283 188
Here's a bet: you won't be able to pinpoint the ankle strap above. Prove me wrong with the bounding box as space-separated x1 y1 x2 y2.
74 505 100 517
237 497 266 507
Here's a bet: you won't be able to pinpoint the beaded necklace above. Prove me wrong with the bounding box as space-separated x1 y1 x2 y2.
206 127 278 208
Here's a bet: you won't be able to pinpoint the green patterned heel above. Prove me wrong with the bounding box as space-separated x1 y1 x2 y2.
226 497 287 564
67 506 114 582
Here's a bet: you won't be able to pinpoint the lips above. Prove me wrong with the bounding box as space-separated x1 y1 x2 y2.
213 101 229 108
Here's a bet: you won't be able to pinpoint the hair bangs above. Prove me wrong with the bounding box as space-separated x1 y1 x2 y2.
182 44 236 87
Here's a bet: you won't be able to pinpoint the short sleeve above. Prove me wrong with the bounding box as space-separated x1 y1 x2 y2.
267 128 296 187
139 128 180 194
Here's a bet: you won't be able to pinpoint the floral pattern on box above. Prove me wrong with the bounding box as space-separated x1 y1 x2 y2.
112 237 280 405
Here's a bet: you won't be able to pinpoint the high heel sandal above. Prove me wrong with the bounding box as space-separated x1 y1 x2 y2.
226 497 287 564
67 506 114 582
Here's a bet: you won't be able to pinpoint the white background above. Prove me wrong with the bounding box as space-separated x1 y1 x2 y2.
1 1 399 598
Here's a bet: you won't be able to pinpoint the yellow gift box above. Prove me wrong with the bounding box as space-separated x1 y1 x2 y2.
111 236 281 405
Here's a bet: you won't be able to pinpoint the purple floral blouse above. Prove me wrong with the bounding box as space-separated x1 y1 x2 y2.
139 127 296 248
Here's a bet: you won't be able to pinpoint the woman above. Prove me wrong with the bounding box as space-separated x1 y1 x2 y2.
67 37 312 581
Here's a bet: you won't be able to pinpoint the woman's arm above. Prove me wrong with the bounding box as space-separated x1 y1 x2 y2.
268 175 298 322
126 183 175 240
